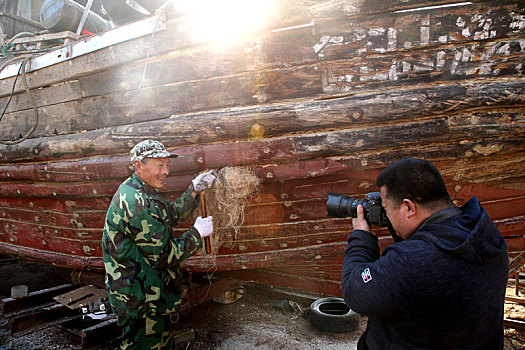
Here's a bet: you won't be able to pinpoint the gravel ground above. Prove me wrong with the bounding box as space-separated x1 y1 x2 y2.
1 258 524 350
0 259 364 350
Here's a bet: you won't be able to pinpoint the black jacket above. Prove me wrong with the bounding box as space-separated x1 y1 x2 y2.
341 197 508 349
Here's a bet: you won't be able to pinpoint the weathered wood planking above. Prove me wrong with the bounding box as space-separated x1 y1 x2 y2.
0 1 523 141
1 171 523 256
0 1 514 96
1 80 523 163
2 149 524 202
0 0 523 297
2 1 521 102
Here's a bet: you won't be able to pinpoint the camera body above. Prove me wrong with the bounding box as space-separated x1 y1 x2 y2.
326 191 390 227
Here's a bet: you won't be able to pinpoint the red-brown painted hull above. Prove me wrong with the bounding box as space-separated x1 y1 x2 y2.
0 0 524 296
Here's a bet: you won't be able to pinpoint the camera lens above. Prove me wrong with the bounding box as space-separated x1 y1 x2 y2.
326 193 347 217
327 193 366 218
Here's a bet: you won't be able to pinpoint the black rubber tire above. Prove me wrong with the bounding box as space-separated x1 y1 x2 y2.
309 297 360 333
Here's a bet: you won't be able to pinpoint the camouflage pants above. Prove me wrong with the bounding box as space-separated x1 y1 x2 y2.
119 315 173 350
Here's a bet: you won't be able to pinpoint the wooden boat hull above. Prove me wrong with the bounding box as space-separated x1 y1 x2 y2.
0 0 524 296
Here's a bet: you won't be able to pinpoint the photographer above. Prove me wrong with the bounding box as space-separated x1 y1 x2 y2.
341 158 509 349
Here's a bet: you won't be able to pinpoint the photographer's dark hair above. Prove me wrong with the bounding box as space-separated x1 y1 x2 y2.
376 158 452 209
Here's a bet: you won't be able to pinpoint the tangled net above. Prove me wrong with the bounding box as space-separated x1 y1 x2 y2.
200 166 261 254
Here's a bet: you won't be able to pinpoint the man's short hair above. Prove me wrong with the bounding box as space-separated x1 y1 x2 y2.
376 158 452 209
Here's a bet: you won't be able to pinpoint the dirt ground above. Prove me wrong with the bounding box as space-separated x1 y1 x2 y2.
0 258 524 350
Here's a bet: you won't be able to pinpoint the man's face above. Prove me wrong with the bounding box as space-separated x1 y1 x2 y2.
134 157 170 189
380 186 412 240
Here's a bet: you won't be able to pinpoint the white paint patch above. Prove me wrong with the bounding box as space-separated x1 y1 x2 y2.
450 51 462 75
497 43 511 56
436 51 446 69
510 13 525 31
389 62 399 81
330 36 344 44
473 30 489 40
372 72 389 80
420 26 430 45
368 28 385 36
387 28 397 50
313 35 330 54
461 48 472 62
473 144 502 156
483 18 493 31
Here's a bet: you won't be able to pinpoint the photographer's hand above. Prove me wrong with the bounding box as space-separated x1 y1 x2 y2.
352 205 372 233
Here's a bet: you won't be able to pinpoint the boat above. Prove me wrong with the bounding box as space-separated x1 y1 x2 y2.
0 0 524 297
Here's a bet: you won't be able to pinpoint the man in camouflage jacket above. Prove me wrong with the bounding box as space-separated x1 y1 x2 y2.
102 140 216 350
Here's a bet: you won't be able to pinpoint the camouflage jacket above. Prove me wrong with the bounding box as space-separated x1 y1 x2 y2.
102 173 202 320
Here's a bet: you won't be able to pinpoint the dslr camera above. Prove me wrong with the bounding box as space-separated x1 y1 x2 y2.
326 191 389 227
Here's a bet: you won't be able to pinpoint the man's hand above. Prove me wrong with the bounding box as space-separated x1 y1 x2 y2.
194 216 213 238
192 170 217 193
352 205 372 233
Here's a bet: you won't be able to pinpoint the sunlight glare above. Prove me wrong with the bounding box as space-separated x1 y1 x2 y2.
181 0 275 43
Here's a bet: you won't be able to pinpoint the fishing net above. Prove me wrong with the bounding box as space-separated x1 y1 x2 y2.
198 166 261 254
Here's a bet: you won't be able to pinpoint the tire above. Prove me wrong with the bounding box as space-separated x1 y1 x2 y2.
309 297 360 333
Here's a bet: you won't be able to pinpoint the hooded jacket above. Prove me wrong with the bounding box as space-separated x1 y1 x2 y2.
341 197 509 349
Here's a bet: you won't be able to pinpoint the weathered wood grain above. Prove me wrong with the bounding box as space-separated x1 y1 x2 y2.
0 0 523 297
1 41 523 140
0 1 523 143
1 80 523 162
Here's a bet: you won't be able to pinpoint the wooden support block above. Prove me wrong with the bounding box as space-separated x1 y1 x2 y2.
505 296 525 305
504 318 525 332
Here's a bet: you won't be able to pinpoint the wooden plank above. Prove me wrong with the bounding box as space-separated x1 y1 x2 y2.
2 2 521 100
0 242 103 271
219 268 343 297
1 193 521 254
2 37 524 140
0 197 111 212
0 223 102 257
3 1 522 105
1 79 524 163
504 318 525 331
307 0 520 21
313 1 524 56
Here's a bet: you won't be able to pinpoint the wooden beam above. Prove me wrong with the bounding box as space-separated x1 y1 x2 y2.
1 80 524 163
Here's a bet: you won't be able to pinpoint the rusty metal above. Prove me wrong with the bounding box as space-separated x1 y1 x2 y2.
59 316 121 350
1 284 76 318
2 277 243 349
54 285 107 309
1 283 117 348
10 302 80 337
